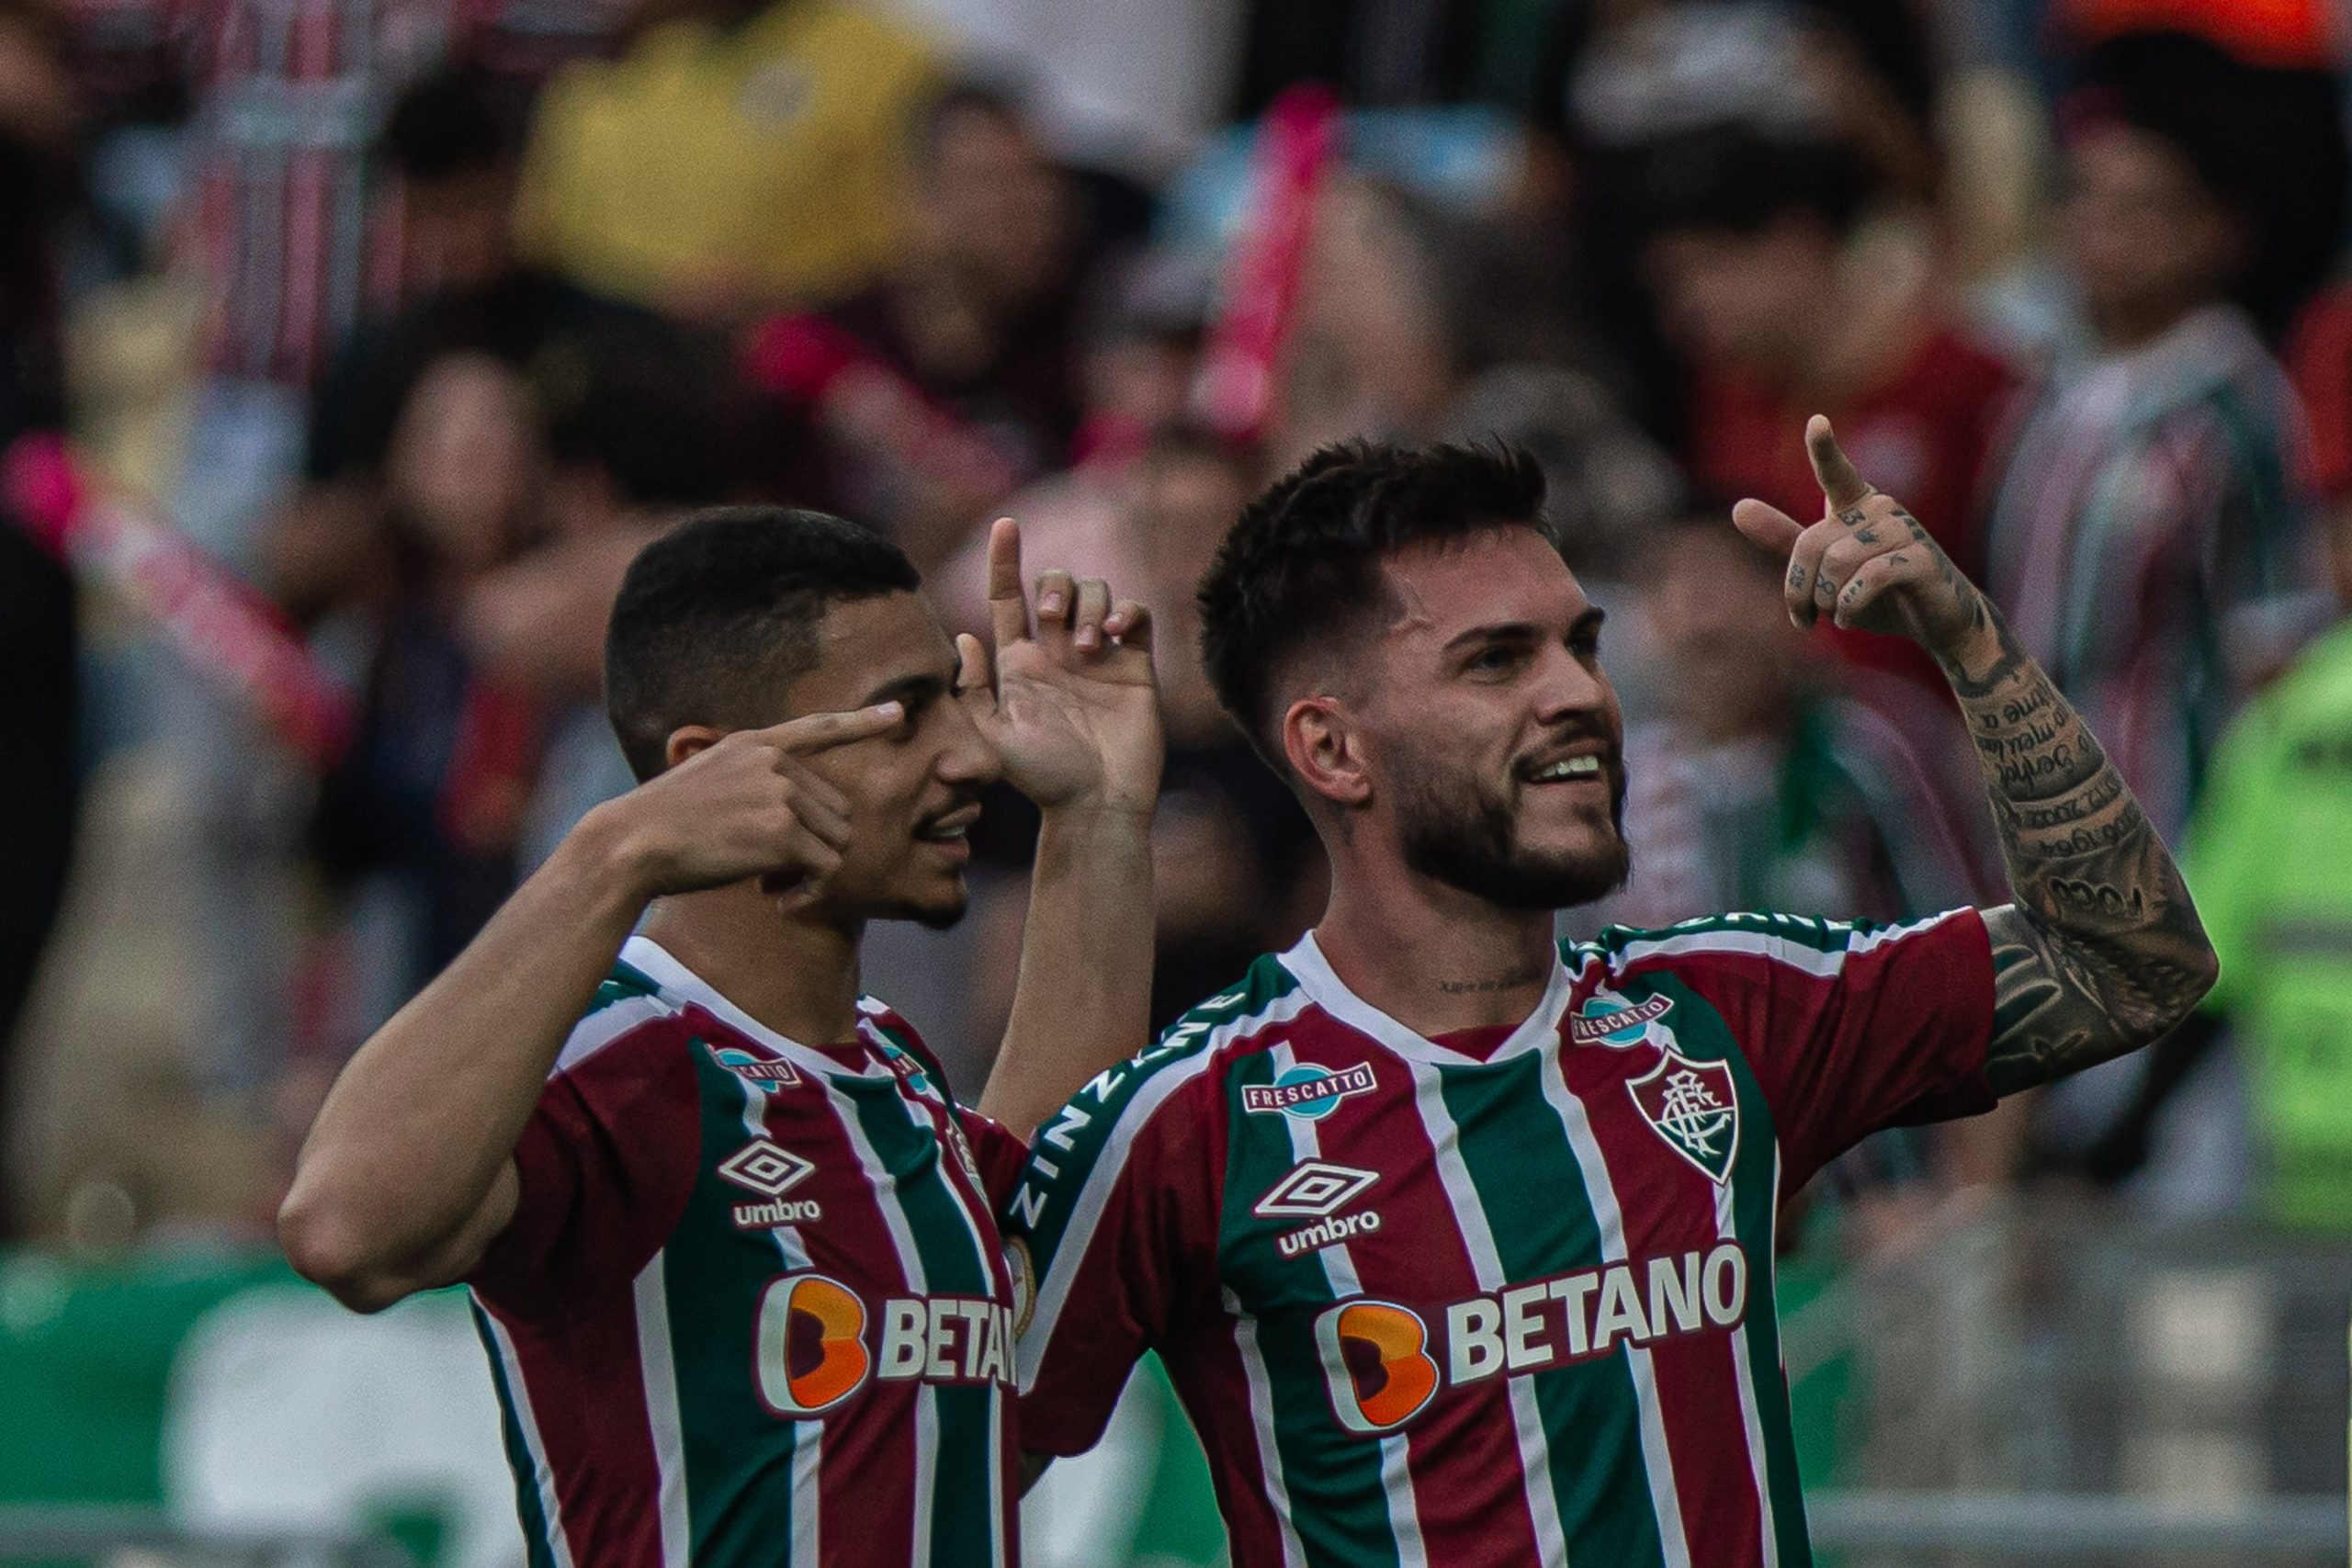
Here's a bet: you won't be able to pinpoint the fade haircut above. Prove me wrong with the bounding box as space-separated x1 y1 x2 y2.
605 507 920 780
1198 438 1554 766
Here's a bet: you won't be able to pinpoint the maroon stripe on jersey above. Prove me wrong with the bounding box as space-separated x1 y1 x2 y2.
483 1290 669 1568
1563 1032 1765 1560
1295 1030 1549 1563
1169 1312 1300 1567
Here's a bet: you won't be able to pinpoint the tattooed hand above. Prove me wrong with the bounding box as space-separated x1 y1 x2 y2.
1728 416 1980 651
1732 416 2219 1097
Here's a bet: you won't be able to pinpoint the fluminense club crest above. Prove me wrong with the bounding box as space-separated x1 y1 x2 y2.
1626 1049 1739 1184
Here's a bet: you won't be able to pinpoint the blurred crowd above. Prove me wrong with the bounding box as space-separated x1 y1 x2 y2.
4 0 2352 1257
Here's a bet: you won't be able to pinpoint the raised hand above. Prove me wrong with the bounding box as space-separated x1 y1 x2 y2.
1729 415 1983 652
599 703 906 899
962 516 1163 817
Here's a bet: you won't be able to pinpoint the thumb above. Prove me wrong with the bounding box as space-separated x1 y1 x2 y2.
1730 498 1805 557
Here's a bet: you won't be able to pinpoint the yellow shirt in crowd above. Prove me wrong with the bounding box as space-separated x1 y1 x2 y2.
517 0 942 314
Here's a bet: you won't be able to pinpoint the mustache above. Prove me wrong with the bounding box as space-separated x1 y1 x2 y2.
913 792 985 833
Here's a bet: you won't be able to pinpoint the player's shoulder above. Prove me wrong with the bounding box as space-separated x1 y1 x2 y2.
1570 909 1967 979
552 954 697 1079
854 996 962 1094
1034 951 1316 1153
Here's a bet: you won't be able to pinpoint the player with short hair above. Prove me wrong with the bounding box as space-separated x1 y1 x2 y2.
283 506 1161 1568
1005 427 2216 1565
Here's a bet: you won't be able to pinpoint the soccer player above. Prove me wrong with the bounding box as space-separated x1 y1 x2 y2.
281 507 1159 1567
1005 427 2216 1565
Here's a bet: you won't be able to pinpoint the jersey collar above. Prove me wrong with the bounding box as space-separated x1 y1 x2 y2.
1277 931 1576 1067
620 935 894 1081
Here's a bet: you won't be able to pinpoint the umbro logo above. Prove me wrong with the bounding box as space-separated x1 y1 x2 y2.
1253 1160 1378 1219
718 1139 816 1198
719 1139 822 1229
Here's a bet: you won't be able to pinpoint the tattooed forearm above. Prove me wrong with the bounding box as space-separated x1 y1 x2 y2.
1931 599 2219 1096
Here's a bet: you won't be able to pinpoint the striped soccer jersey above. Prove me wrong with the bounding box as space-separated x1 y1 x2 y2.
468 935 1026 1568
1008 909 1996 1568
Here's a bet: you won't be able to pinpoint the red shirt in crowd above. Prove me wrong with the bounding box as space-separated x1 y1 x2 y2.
1687 325 2017 694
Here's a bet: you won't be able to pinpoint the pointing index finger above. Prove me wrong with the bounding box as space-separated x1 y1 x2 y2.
986 516 1029 649
1805 415 1873 512
764 701 905 754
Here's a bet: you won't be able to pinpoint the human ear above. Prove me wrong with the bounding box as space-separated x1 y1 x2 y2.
663 725 729 771
1283 697 1372 808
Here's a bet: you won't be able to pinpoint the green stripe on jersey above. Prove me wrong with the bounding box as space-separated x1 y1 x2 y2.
836 1064 1000 1568
588 958 663 1014
1440 1052 1667 1565
470 1303 563 1568
664 1046 806 1564
1218 1048 1397 1568
1642 974 1815 1566
1018 954 1302 1277
1586 911 1861 959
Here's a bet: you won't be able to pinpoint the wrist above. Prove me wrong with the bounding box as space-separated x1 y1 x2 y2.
1931 594 2007 684
562 796 667 912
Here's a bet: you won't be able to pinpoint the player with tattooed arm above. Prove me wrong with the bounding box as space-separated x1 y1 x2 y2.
1004 426 2214 1567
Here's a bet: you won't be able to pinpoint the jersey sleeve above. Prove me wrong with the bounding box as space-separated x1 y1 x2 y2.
1609 908 1996 1193
467 1010 703 1317
1005 1050 1227 1459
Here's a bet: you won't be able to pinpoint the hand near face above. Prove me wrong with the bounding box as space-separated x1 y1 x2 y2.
1728 416 1983 652
598 703 908 902
963 517 1164 818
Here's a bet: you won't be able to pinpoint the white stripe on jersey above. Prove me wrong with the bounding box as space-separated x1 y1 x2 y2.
555 991 684 1074
734 1066 825 1565
630 1252 692 1568
1226 1284 1310 1568
1021 988 1317 1388
1607 908 1964 978
620 936 897 1083
1534 1053 1692 1568
1405 1059 1571 1566
1718 1164 1779 1567
479 1306 584 1568
1270 1043 1429 1568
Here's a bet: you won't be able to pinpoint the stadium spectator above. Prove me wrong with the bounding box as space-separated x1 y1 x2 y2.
515 0 943 321
1601 511 1990 934
306 349 549 1007
740 77 1087 569
2065 494 2352 1227
1982 33 2343 844
1634 123 2015 696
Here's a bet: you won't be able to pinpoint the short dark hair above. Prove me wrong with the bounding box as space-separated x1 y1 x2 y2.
605 507 920 780
1198 439 1554 763
1633 123 1871 243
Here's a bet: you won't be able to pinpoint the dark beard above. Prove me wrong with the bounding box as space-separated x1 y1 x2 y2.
1394 752 1630 913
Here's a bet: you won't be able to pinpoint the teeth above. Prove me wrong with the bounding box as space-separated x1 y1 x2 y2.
919 823 969 842
1531 757 1602 782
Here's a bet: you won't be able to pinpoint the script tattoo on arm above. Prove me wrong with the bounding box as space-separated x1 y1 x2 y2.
1933 598 2219 1096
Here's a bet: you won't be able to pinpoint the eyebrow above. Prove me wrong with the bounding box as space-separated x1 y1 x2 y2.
1442 606 1606 653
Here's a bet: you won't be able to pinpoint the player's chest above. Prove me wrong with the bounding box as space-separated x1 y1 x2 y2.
1216 1013 1769 1320
682 1043 1009 1305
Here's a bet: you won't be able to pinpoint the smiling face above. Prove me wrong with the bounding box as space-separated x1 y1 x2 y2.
781 592 1001 927
1321 527 1629 911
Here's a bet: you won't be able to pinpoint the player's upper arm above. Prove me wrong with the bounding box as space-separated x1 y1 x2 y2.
1005 1045 1225 1460
1605 908 1998 1191
466 1017 703 1316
